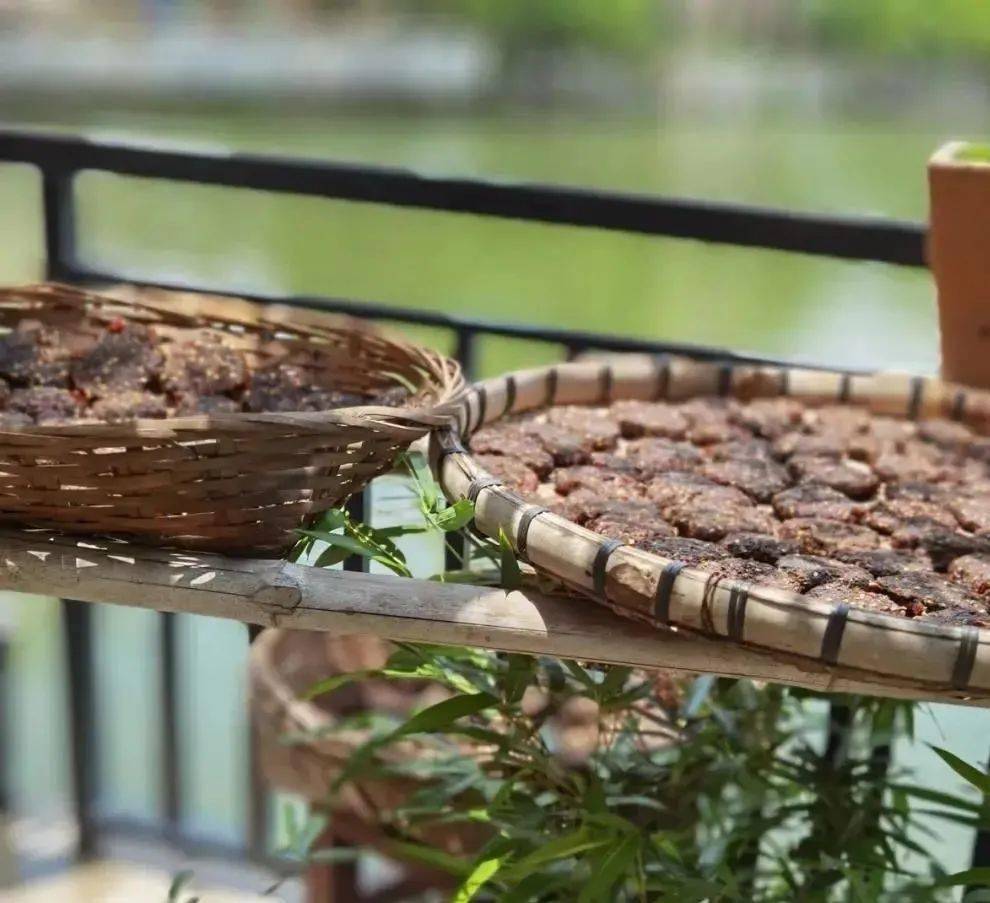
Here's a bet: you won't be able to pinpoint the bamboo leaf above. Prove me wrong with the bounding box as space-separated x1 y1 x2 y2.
168 870 195 903
577 834 639 903
314 545 350 568
452 854 507 902
374 524 430 538
933 866 990 887
394 692 497 738
498 527 522 590
502 829 610 881
931 746 990 796
435 499 476 532
563 660 597 689
403 450 438 510
385 840 471 878
310 508 347 532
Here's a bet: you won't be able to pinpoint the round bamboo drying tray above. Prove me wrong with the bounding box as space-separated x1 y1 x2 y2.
0 283 464 556
434 355 990 702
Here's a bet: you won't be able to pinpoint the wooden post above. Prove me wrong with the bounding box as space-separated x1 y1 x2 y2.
929 142 990 388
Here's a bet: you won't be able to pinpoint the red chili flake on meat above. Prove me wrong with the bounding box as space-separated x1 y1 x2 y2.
107 317 126 334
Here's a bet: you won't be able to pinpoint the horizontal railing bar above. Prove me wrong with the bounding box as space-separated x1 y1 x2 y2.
0 129 926 266
93 814 290 874
68 266 870 374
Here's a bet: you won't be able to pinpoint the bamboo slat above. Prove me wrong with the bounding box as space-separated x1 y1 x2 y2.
0 528 984 706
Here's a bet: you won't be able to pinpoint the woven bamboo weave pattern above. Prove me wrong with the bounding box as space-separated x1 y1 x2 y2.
0 283 463 555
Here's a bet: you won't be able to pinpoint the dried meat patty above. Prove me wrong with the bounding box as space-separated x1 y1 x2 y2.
91 391 168 422
174 395 242 416
609 400 688 439
163 338 247 396
788 455 879 500
0 320 405 426
775 554 872 591
639 535 729 567
474 454 539 495
544 406 619 449
71 327 162 395
469 394 990 624
699 458 790 503
805 583 905 616
8 386 81 424
949 554 990 596
0 328 70 386
586 501 674 546
720 532 798 563
469 425 554 478
772 483 861 521
625 438 703 476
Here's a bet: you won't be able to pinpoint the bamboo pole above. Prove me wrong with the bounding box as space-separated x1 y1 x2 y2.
0 529 984 707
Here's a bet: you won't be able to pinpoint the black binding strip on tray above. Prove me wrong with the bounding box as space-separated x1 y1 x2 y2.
545 367 559 407
475 385 488 431
456 399 470 437
467 476 501 505
820 603 850 666
779 367 790 396
717 363 733 397
654 356 671 400
952 626 980 691
726 585 750 641
838 372 852 403
592 538 624 597
503 375 517 417
515 505 548 559
951 389 967 422
438 437 467 460
653 561 686 624
908 375 924 420
599 364 614 403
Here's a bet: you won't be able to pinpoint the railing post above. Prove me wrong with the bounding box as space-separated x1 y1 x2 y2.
969 752 990 878
454 328 479 383
62 600 97 860
159 612 181 842
344 491 371 574
247 620 270 861
40 168 78 281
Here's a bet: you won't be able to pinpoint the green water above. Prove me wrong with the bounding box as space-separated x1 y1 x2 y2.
0 104 986 871
0 107 945 378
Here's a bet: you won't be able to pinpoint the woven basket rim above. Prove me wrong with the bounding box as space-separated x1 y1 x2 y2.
0 282 466 436
435 355 990 701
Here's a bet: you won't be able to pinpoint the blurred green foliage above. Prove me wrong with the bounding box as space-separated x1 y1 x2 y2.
399 0 990 61
403 0 664 56
801 0 990 59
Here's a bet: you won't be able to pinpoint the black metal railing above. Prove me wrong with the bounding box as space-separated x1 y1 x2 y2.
0 128 966 879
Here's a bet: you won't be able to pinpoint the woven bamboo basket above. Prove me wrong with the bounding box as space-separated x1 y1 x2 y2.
434 355 990 703
250 629 680 856
0 283 464 556
250 629 488 878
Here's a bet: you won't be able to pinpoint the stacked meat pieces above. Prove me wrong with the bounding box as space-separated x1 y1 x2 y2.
0 318 404 426
470 396 990 626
